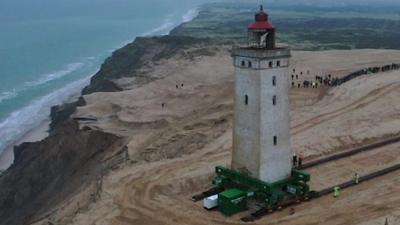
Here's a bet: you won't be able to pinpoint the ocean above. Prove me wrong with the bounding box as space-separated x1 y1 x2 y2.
0 0 215 154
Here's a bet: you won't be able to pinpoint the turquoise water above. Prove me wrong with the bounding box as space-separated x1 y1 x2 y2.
0 0 215 153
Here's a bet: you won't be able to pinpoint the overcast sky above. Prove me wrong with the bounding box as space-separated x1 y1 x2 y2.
247 0 400 6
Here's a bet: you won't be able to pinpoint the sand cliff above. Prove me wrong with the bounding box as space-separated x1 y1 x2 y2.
0 35 399 225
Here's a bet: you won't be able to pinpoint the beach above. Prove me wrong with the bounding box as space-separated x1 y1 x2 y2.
0 119 50 171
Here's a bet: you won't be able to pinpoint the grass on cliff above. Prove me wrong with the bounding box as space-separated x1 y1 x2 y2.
82 2 400 94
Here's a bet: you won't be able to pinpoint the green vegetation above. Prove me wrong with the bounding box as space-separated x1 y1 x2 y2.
82 2 400 94
171 3 400 50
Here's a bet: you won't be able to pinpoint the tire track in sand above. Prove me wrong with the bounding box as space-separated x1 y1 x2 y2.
291 83 400 135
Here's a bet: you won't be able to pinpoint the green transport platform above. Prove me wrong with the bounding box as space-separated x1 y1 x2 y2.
218 188 248 216
212 166 311 216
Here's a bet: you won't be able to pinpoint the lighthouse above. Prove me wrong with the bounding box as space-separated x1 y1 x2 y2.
231 5 292 183
199 6 310 216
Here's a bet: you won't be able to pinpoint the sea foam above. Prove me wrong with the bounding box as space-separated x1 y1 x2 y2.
182 8 199 23
0 77 90 153
0 90 18 104
144 7 199 36
107 7 199 54
24 62 84 87
0 6 200 156
143 13 176 36
0 62 86 104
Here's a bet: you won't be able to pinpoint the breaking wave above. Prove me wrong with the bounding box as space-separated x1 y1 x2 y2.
0 77 90 153
0 90 18 104
0 6 200 158
24 63 84 87
182 8 199 23
143 7 199 36
0 62 85 104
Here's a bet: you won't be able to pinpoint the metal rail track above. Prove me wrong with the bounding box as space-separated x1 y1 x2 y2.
240 163 400 222
192 136 400 202
299 136 400 169
191 186 224 202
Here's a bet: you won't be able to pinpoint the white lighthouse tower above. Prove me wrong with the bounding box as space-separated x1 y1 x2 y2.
231 5 292 183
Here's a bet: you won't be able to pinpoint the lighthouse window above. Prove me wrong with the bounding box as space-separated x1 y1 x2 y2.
272 76 276 86
269 61 273 68
248 61 252 68
274 136 277 146
277 61 281 67
241 60 245 67
245 95 249 105
273 95 276 105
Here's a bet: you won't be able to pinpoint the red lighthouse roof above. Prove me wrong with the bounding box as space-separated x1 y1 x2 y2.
248 5 274 30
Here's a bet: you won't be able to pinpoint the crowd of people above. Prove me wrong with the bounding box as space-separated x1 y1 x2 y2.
290 63 400 89
331 63 400 86
290 69 338 89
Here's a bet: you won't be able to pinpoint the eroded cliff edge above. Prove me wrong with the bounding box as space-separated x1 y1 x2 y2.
0 35 212 225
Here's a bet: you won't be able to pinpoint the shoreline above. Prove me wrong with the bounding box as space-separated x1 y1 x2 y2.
0 6 201 171
0 77 89 170
0 119 50 171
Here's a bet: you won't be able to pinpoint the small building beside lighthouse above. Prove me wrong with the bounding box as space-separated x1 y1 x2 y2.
231 5 292 183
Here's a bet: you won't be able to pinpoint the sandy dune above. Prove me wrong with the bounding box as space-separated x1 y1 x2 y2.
34 48 400 225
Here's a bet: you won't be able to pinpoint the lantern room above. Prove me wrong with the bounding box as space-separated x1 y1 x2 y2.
248 5 276 49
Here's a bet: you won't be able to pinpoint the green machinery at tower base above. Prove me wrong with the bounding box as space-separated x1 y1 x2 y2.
211 166 311 216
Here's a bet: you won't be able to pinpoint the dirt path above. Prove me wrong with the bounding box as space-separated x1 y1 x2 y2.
291 83 400 135
100 143 400 225
266 170 400 225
